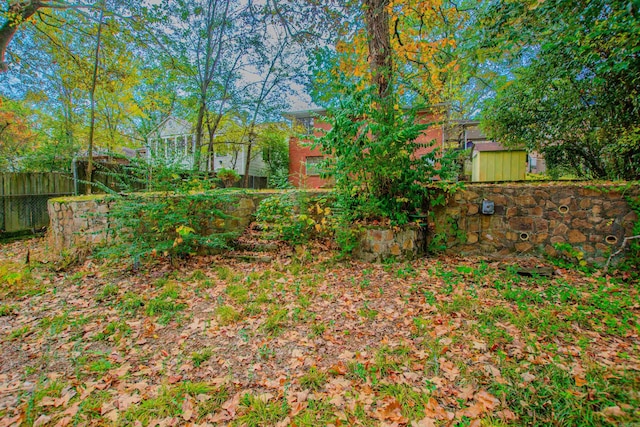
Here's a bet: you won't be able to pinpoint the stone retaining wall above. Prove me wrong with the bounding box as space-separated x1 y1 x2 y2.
431 183 639 265
47 191 287 251
47 184 639 264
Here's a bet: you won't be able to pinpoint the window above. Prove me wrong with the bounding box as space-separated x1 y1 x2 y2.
305 156 324 176
296 117 314 135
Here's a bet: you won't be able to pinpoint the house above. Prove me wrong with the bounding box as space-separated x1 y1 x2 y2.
284 108 446 189
146 116 197 169
145 115 267 186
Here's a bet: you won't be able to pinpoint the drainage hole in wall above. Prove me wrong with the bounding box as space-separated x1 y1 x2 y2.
520 232 530 241
558 205 569 214
605 235 618 245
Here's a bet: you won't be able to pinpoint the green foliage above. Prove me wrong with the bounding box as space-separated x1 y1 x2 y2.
256 192 331 246
315 88 461 227
103 188 239 262
551 242 594 273
477 0 640 180
216 168 240 188
191 348 212 367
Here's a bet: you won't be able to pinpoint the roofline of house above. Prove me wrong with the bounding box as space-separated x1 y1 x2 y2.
146 115 193 137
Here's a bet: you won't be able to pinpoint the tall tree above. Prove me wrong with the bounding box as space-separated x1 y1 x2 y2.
474 0 640 179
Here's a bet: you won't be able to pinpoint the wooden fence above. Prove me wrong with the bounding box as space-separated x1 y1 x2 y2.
0 173 75 234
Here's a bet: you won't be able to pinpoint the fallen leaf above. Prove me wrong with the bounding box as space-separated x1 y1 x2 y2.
412 417 436 427
374 396 409 423
33 415 51 427
182 396 194 421
521 372 535 383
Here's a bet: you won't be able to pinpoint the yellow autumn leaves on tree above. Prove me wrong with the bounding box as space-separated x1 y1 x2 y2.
335 0 465 104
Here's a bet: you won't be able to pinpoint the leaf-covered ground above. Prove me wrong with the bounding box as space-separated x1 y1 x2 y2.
0 238 639 426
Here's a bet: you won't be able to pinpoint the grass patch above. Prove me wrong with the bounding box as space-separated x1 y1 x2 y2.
0 262 45 298
300 367 327 391
261 309 288 335
0 304 17 316
191 348 213 367
122 382 226 424
216 305 242 325
235 394 289 427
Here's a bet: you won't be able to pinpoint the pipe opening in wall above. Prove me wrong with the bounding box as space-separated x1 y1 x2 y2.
558 205 569 214
519 232 530 241
605 235 618 245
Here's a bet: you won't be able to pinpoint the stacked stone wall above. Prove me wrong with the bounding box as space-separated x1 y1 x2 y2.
432 183 638 264
47 184 639 264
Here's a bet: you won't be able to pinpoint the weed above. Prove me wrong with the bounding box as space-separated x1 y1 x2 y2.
191 348 213 367
216 305 242 325
300 367 327 391
95 283 118 302
358 301 378 320
40 312 70 335
122 382 222 423
191 269 207 281
94 321 130 342
292 398 336 427
88 358 113 374
145 284 186 324
261 309 288 335
258 344 274 360
377 383 431 420
121 292 144 313
226 284 249 304
310 322 326 337
236 393 289 426
216 266 232 281
10 325 30 340
0 304 17 316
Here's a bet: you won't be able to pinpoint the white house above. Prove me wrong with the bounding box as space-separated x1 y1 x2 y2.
145 116 267 182
146 116 196 169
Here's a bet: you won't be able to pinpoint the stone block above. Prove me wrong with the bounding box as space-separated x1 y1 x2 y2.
589 234 603 243
567 229 587 243
467 204 479 215
572 219 591 229
506 232 519 241
579 199 592 209
515 195 537 207
553 223 569 237
505 207 518 218
550 236 566 244
509 217 533 231
531 233 549 244
544 244 557 257
527 206 543 217
533 218 549 232
515 242 533 252
466 233 479 244
389 244 401 256
587 216 603 224
382 230 394 241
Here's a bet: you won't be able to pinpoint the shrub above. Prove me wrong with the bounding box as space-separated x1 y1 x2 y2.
102 189 239 261
216 168 240 188
256 192 332 246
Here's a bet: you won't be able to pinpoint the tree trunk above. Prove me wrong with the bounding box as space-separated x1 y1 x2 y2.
193 100 206 171
363 0 392 103
87 3 105 194
242 127 255 188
